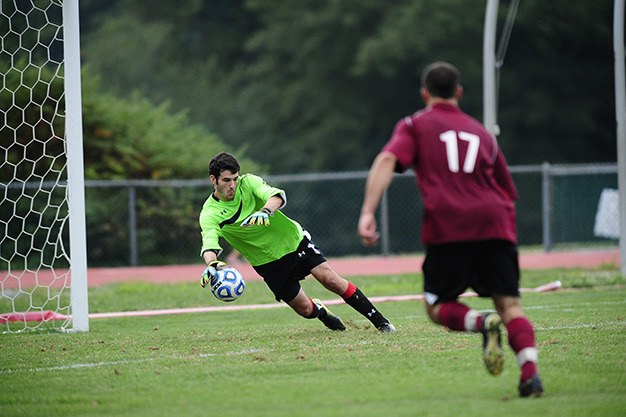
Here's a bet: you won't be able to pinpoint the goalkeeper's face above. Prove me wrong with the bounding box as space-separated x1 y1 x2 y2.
211 170 239 201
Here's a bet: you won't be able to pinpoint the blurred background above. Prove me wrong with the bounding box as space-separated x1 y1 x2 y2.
77 0 616 172
1 0 619 267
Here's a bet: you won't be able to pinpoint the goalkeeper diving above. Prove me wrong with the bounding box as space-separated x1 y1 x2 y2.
199 152 395 333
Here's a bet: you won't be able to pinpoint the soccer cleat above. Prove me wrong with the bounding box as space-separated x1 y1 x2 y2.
312 299 346 331
481 313 504 376
519 374 544 398
377 322 396 333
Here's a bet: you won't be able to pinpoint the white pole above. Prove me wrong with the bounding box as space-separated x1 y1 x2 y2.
614 0 626 275
63 0 89 331
483 0 500 136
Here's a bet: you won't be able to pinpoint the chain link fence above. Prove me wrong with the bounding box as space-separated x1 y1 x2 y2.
5 163 616 268
71 163 619 267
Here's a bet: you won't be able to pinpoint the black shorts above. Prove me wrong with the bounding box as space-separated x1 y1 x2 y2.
252 231 326 303
422 240 520 305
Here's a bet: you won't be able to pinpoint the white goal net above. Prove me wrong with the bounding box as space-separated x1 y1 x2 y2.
0 0 88 332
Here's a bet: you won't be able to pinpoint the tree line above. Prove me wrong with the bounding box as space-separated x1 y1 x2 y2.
79 0 617 175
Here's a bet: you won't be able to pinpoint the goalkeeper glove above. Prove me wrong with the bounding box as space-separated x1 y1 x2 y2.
201 260 226 288
240 207 272 227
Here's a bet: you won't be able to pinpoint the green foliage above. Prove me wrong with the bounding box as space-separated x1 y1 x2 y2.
80 0 617 174
0 59 66 183
1 57 69 270
80 68 259 180
498 0 615 164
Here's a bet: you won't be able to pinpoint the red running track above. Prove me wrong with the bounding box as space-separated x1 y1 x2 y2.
1 249 620 289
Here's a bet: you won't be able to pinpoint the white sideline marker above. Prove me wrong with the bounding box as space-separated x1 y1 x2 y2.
0 281 563 324
87 281 562 320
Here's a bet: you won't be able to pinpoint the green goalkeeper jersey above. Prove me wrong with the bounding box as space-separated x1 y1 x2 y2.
199 173 304 266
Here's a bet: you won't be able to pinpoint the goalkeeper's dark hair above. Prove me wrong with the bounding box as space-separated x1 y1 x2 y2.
209 152 240 178
420 61 460 99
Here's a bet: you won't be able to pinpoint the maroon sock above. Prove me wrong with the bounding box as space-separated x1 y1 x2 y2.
507 316 538 381
438 302 470 331
520 362 538 382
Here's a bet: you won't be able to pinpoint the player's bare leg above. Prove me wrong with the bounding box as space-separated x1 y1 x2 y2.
310 262 395 333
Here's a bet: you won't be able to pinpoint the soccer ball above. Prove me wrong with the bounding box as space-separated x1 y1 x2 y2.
210 267 246 302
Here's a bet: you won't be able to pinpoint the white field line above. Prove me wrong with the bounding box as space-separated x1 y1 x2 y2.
3 315 623 375
2 341 381 375
88 281 564 320
2 319 623 376
0 348 264 375
0 358 155 375
88 302 290 319
524 300 626 310
1 343 369 375
537 321 626 331
366 301 626 327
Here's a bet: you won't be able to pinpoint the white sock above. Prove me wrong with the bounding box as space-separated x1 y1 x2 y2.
464 310 481 331
516 347 538 367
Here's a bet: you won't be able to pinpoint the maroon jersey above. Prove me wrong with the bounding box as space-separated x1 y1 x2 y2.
383 102 518 245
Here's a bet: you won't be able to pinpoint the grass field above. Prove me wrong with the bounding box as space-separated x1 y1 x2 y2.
1 268 625 417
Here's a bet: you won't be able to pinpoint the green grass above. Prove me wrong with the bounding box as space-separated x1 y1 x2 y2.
1 269 625 417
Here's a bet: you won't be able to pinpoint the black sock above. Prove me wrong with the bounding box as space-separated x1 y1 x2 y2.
344 288 388 327
316 306 328 320
305 299 326 319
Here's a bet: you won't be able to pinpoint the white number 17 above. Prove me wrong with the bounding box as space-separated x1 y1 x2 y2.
439 130 480 173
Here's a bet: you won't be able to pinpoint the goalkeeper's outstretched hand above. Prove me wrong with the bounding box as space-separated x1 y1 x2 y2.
201 260 226 288
241 208 271 227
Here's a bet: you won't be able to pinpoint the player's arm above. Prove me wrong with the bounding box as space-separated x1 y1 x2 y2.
200 250 227 288
199 211 226 287
358 151 397 247
262 194 284 214
241 194 284 227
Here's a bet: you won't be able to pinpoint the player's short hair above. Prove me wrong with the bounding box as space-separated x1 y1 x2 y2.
420 62 460 99
209 152 240 178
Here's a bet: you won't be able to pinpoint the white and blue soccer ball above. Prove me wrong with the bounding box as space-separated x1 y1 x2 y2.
210 267 246 302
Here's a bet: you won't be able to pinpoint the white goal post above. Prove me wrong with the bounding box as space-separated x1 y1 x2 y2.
484 0 626 274
0 0 89 332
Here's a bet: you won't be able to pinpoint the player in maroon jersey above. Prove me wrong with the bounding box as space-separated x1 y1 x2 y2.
358 62 543 397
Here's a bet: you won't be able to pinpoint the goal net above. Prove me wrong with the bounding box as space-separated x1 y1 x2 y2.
0 0 88 332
